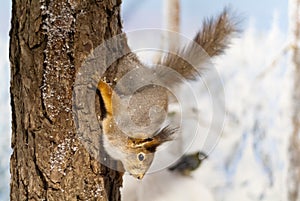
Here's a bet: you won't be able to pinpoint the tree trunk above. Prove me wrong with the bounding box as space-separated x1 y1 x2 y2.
162 0 180 51
10 0 124 200
288 0 300 201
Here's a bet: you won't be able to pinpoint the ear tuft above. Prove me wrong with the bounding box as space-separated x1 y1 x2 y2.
153 126 177 143
143 126 177 152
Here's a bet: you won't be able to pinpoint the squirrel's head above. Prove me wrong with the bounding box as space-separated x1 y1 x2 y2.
102 118 175 179
124 127 175 179
118 142 155 180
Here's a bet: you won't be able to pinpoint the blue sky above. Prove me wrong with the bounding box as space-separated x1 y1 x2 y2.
1 1 289 43
0 1 11 38
122 0 288 35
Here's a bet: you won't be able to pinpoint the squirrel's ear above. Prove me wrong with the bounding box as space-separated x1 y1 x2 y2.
98 81 113 115
143 127 177 152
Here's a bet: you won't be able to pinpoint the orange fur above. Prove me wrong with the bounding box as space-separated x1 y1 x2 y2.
98 81 113 116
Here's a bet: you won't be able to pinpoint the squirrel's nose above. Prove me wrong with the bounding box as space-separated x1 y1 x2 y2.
132 173 145 180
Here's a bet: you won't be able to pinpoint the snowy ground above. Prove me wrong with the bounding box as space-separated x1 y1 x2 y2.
121 22 292 201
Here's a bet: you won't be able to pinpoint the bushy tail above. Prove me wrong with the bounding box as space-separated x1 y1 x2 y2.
156 8 240 83
194 7 239 57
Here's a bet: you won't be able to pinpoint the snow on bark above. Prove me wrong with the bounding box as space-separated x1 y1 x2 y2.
39 0 79 184
40 0 76 121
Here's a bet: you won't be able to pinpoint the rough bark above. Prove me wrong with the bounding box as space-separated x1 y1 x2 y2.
10 0 124 200
289 0 300 201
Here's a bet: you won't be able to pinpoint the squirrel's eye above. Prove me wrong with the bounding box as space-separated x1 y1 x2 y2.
138 153 145 161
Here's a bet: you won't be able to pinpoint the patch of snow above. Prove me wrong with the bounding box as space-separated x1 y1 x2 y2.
122 17 291 201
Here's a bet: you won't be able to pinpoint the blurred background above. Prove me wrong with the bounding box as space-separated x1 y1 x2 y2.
0 0 295 201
